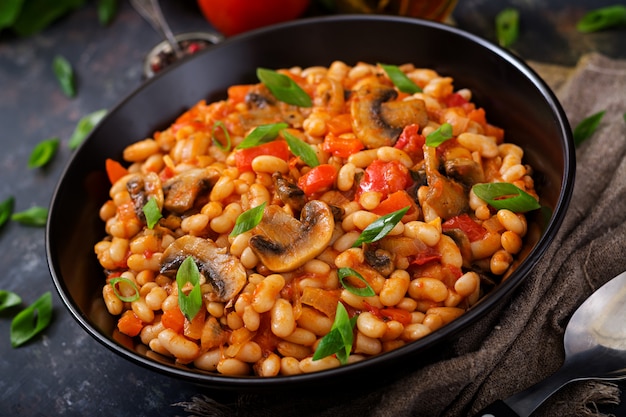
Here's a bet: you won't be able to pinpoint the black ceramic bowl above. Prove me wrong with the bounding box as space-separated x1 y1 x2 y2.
46 15 575 390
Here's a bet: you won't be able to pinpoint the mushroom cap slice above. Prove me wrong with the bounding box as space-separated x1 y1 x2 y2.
162 168 219 214
351 83 428 149
249 200 335 273
160 235 246 303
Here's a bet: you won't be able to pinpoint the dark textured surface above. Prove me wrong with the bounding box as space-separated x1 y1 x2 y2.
0 1 624 416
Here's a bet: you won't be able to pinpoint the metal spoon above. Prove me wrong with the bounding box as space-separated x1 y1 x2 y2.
475 270 626 417
130 0 183 59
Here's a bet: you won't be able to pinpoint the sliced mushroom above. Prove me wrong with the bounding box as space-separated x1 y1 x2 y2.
421 145 469 222
160 235 246 303
444 158 484 187
249 200 335 272
350 83 428 149
364 246 395 276
162 168 219 214
273 172 306 213
126 172 164 221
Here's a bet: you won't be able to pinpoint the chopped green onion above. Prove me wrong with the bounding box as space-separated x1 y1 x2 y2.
11 206 48 226
473 183 540 212
0 290 21 312
495 8 520 48
230 202 266 236
425 123 453 147
28 137 59 169
0 196 14 229
176 256 203 321
110 277 140 302
338 267 375 297
52 55 76 97
68 109 107 150
236 122 288 149
282 130 319 167
312 302 356 364
577 5 626 33
257 68 312 107
10 292 53 348
573 110 605 146
142 197 162 229
97 0 118 26
352 206 409 247
379 63 422 94
211 120 232 152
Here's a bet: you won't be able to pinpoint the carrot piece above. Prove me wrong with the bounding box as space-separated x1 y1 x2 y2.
227 84 253 104
117 310 143 337
322 132 364 158
105 158 128 184
467 108 487 126
162 308 185 334
372 190 417 217
326 114 353 135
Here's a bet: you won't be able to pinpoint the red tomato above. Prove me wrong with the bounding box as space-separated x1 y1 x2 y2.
197 0 311 37
297 164 337 196
442 213 487 242
356 160 412 200
394 124 425 161
234 140 290 172
322 132 364 158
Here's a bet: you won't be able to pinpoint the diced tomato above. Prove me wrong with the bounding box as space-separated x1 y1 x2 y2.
326 114 353 135
159 165 175 181
227 84 254 104
443 93 468 108
297 164 338 196
409 249 442 266
372 190 418 218
467 108 487 127
394 124 425 161
442 213 487 242
379 308 412 325
234 140 291 172
117 311 143 337
356 159 412 200
322 132 364 158
105 158 128 185
162 308 185 334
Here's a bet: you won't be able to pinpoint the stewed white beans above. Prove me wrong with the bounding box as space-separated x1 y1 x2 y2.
95 61 539 376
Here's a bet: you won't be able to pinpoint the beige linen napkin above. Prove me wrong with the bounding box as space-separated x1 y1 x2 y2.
175 53 626 417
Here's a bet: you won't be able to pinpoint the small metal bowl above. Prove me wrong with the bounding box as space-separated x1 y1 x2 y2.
142 31 223 78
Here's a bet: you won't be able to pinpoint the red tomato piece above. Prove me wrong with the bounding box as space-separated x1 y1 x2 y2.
322 132 364 158
356 160 412 200
443 92 469 108
394 124 425 161
234 140 290 172
371 190 417 217
297 164 338 196
105 158 128 184
442 213 487 242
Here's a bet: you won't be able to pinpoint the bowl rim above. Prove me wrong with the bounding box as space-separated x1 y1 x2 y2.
46 13 575 389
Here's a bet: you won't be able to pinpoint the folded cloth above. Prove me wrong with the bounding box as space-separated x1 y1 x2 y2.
174 53 626 417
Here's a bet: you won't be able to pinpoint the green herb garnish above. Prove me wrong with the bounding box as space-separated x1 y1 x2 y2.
52 55 76 98
11 206 48 226
495 8 520 48
211 120 232 152
142 197 162 229
236 122 289 149
0 290 21 312
68 109 107 150
10 292 52 348
176 256 203 321
28 137 59 169
257 68 312 107
379 63 422 94
282 130 319 167
312 302 356 365
0 196 15 229
97 0 118 26
425 123 453 147
352 206 409 247
573 110 605 146
577 5 626 33
338 267 375 297
110 277 140 303
473 183 540 213
230 202 266 237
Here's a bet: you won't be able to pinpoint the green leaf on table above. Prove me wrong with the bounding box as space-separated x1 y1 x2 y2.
495 7 520 48
0 290 21 312
10 291 52 348
282 130 319 167
10 0 86 36
352 206 409 247
425 123 453 147
68 109 107 149
11 206 48 226
573 110 605 146
379 63 422 94
236 122 288 149
52 55 76 98
28 137 59 169
257 68 312 107
142 197 162 229
176 256 203 321
0 0 25 30
0 196 15 229
230 202 266 237
97 0 118 26
577 5 626 33
473 182 541 213
312 302 356 365
338 267 375 297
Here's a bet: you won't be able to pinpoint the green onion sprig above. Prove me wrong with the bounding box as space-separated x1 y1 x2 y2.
352 206 409 247
473 183 540 213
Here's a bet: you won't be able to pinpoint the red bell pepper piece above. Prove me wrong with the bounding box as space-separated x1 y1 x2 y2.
297 164 338 196
322 132 364 158
234 140 290 172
